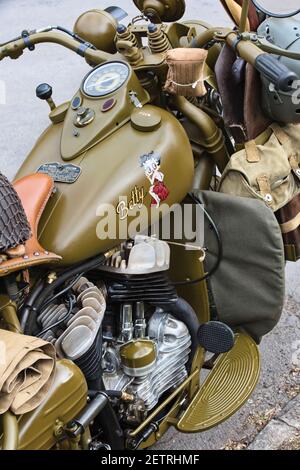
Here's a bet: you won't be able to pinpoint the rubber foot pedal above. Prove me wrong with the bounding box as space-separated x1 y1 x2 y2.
197 321 235 353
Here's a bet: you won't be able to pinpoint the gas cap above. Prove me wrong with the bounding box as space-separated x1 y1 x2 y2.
131 107 162 132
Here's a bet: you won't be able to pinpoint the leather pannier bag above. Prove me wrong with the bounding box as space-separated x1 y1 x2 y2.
164 48 208 98
219 123 300 261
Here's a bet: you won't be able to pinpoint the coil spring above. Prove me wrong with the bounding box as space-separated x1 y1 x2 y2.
148 26 171 54
115 26 138 48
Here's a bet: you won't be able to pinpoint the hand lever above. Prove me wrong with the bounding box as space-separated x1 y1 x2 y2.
36 83 56 110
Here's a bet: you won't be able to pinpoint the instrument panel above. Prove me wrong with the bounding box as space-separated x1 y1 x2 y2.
61 60 150 160
82 62 130 98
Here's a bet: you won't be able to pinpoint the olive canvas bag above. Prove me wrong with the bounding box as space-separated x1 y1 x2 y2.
218 123 300 212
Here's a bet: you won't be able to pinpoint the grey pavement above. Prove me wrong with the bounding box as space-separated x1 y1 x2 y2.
248 394 300 450
0 0 299 450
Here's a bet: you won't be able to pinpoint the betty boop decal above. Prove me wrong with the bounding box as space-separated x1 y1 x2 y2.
139 152 170 208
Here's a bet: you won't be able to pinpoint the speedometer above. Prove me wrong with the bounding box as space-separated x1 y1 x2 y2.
82 62 130 98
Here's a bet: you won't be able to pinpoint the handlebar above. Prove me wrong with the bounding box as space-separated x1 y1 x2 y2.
192 28 299 93
0 31 112 65
1 27 298 94
254 54 298 92
224 31 298 92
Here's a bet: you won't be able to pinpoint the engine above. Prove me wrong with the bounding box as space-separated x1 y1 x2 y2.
102 308 191 413
37 236 192 424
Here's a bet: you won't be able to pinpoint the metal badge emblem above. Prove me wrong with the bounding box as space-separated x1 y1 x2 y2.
36 163 82 184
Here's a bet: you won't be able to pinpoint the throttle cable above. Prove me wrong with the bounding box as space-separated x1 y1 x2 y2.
173 193 223 286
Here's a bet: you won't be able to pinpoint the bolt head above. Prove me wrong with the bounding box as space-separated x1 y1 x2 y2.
148 23 158 33
117 24 127 34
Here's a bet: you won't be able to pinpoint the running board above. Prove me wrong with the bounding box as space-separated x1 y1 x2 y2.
177 333 260 433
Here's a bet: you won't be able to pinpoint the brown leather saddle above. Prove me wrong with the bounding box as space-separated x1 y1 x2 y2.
0 173 61 277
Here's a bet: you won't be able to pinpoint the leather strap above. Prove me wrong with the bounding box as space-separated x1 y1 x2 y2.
289 154 300 181
289 154 299 170
280 211 300 234
255 127 273 146
284 244 298 262
270 123 290 145
270 124 300 178
257 175 273 206
245 140 260 162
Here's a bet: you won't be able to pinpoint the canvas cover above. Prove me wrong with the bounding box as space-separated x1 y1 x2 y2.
0 330 56 415
200 190 285 343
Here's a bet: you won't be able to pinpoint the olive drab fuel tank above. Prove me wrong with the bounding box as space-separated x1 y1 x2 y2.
16 62 194 265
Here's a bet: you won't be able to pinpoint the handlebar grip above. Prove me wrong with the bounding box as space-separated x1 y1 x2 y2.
255 54 298 92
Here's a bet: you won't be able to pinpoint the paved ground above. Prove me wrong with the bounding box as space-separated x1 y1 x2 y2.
0 0 299 450
248 394 300 450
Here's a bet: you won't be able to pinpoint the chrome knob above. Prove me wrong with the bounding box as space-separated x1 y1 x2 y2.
74 106 95 127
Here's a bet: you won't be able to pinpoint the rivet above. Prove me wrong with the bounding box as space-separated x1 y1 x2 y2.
264 194 273 203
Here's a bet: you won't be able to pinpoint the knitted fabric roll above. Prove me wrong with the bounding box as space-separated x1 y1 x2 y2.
164 48 208 97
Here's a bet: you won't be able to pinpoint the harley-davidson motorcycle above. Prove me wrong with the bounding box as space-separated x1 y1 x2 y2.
0 0 300 450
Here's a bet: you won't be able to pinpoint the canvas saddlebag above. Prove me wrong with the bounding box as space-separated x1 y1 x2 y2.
219 123 300 260
201 190 285 343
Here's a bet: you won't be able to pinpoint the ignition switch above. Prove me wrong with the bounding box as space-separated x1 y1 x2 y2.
74 106 95 127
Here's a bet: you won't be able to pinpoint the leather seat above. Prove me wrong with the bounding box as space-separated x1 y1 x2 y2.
0 173 61 277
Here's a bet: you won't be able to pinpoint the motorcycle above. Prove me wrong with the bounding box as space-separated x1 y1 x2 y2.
0 0 299 450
